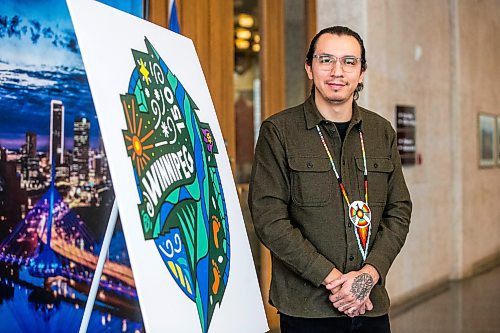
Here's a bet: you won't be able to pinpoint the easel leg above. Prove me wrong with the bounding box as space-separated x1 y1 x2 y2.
79 200 119 333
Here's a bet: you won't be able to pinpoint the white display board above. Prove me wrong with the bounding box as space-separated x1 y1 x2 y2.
66 0 268 332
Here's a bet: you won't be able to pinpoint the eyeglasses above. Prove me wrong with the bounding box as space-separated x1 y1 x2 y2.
312 54 361 72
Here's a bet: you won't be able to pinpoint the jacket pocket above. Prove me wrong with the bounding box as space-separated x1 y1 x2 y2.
289 156 333 206
355 157 393 205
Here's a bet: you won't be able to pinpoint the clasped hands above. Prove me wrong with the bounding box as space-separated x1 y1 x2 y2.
322 265 379 318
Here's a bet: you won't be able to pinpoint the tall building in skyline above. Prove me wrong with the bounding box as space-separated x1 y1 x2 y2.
98 137 110 184
49 100 65 166
26 132 37 158
20 132 39 189
73 117 90 183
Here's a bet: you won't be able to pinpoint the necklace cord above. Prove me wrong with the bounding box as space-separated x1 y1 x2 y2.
316 124 368 206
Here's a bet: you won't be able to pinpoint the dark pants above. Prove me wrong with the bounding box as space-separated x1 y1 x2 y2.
280 313 391 333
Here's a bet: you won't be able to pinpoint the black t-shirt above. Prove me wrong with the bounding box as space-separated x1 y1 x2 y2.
334 121 351 143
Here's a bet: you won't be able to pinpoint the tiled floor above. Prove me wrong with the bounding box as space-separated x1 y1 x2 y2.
391 265 500 333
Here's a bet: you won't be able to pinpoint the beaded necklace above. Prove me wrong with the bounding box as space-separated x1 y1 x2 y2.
316 124 372 261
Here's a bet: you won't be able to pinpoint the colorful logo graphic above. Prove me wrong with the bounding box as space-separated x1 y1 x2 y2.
120 38 230 332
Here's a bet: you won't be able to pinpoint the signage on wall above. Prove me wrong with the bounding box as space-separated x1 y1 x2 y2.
396 105 416 166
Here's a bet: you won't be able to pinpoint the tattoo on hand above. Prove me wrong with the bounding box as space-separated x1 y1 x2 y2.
350 273 374 301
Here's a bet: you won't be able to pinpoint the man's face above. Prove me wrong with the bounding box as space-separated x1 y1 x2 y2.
305 33 365 108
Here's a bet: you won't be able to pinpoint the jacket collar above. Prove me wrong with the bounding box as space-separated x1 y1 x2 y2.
304 93 364 131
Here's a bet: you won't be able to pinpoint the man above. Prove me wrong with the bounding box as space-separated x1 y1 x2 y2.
248 26 412 333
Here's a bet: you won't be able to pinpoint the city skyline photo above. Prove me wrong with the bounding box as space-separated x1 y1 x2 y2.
0 1 145 331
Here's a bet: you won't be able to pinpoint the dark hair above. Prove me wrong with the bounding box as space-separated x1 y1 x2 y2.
306 26 367 99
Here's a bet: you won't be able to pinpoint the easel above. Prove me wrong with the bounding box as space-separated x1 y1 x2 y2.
78 1 177 330
79 200 119 333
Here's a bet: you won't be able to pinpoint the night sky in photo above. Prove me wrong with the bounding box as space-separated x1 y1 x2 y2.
0 0 143 151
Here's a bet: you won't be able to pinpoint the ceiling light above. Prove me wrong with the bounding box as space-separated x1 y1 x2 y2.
235 38 250 50
236 27 252 40
237 14 254 28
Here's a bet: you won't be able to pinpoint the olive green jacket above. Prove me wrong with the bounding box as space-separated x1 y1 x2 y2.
248 95 412 317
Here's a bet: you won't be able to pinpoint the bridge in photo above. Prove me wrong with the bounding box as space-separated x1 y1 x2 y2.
0 183 137 299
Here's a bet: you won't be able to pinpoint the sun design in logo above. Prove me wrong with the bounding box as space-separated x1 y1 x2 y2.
122 98 154 176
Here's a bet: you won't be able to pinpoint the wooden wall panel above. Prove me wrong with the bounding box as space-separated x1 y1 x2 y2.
305 0 317 96
177 0 236 168
148 0 168 27
259 1 285 328
260 0 285 120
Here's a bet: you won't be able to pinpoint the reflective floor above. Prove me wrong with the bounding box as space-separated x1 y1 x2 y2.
391 264 500 333
267 264 500 332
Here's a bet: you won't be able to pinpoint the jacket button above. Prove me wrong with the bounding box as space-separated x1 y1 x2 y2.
342 160 345 165
374 163 378 168
349 255 355 261
347 222 352 228
306 161 313 168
